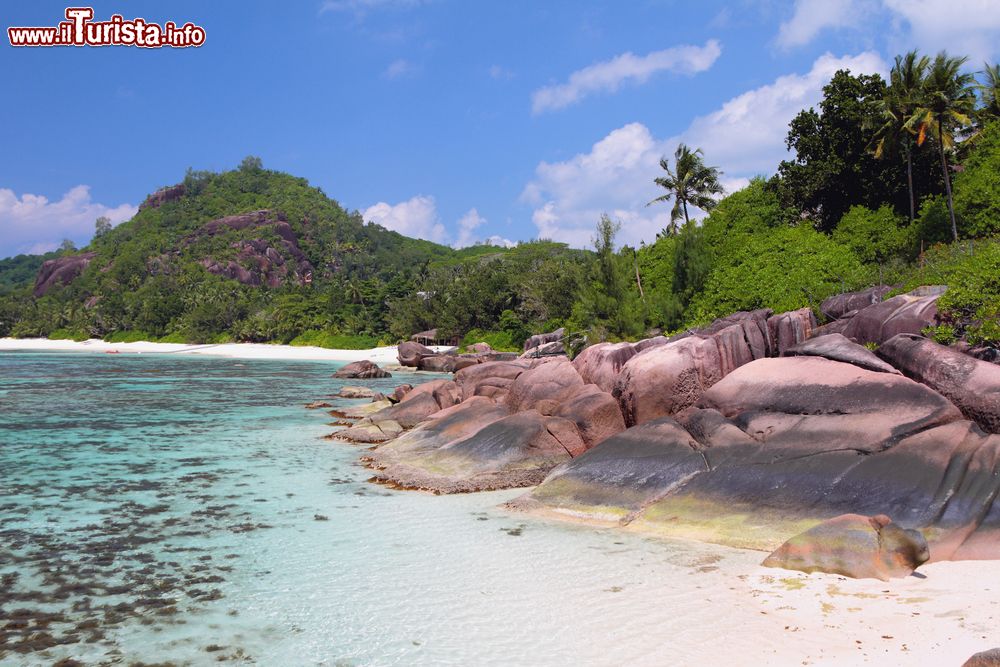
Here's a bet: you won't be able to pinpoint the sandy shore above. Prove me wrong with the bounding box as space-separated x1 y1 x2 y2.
0 337 456 364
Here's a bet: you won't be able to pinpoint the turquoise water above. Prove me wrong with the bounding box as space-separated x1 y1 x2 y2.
0 351 770 666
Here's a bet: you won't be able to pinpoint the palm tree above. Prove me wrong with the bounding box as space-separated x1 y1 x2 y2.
648 144 724 236
870 51 929 223
907 52 977 242
979 62 1000 122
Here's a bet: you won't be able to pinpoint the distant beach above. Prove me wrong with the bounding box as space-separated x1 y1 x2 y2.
0 337 456 365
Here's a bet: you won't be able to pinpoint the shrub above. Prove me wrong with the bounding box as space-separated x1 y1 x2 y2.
289 329 379 350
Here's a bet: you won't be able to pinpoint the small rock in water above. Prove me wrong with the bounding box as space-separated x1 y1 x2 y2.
305 401 333 409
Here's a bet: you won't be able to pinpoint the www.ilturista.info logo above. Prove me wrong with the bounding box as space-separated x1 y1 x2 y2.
8 7 206 48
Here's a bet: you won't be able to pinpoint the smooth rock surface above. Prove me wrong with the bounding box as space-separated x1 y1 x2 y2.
878 333 1000 433
842 286 945 345
762 513 929 581
783 333 900 374
333 360 391 379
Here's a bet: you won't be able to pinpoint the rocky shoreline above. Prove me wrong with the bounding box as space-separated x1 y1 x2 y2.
321 285 1000 581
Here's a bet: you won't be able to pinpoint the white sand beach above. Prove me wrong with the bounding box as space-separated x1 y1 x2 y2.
0 337 456 364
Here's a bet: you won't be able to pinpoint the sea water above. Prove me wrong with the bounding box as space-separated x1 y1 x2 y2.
0 351 784 666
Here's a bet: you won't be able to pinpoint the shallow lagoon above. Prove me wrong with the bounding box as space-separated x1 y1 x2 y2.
3 351 993 666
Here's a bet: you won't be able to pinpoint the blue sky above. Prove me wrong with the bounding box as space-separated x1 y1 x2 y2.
2 0 999 257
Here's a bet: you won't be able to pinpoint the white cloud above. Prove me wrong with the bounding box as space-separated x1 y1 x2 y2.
384 58 415 79
530 40 722 114
489 64 514 80
883 0 1000 62
776 0 866 49
453 208 486 248
0 185 136 257
484 235 516 248
680 51 886 174
363 195 447 243
521 52 887 248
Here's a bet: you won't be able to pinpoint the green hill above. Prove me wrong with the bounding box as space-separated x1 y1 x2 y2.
0 160 512 345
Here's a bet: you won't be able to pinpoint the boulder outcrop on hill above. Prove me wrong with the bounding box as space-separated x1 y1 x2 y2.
138 183 186 210
33 252 97 297
187 210 314 288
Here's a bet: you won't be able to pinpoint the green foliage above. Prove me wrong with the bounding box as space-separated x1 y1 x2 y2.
833 205 913 264
952 121 1000 237
289 330 378 350
569 215 645 340
687 225 871 324
461 328 518 352
906 240 1000 345
777 69 943 231
0 251 57 293
650 143 724 236
105 330 154 343
48 328 89 342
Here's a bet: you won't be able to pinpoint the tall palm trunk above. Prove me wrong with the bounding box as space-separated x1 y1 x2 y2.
904 139 915 223
937 123 959 242
682 200 690 227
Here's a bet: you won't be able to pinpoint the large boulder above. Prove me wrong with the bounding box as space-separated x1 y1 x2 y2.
397 341 435 367
878 333 1000 433
963 649 1000 667
336 379 461 441
572 342 636 393
523 328 565 351
454 360 532 401
766 307 816 355
842 286 945 345
506 358 584 413
369 410 585 493
365 397 511 465
783 333 900 375
762 514 929 581
552 384 626 451
33 252 97 297
332 360 391 379
512 356 1000 560
520 340 565 358
820 285 893 321
612 327 751 427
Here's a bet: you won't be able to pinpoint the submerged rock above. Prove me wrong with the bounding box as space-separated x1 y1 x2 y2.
762 514 929 580
338 386 376 399
878 333 1000 433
